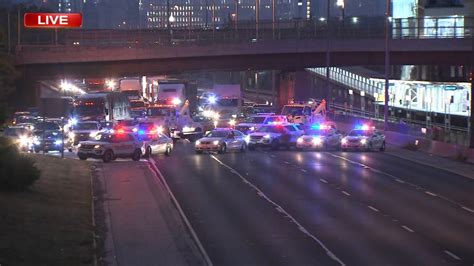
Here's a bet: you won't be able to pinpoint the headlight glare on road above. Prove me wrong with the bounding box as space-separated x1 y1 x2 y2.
213 140 220 145
360 138 367 144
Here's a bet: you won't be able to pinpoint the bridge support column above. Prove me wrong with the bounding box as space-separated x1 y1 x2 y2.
277 71 314 108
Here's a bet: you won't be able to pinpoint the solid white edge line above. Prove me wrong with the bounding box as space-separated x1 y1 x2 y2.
320 178 328 183
300 169 307 173
401 225 415 233
443 250 461 260
425 191 437 197
342 191 351 196
148 158 213 266
210 155 346 266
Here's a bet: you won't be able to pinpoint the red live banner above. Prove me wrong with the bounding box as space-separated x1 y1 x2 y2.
24 13 82 28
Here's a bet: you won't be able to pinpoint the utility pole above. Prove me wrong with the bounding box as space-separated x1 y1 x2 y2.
256 0 260 41
384 0 391 131
325 0 331 112
272 0 276 40
7 11 11 54
17 6 21 49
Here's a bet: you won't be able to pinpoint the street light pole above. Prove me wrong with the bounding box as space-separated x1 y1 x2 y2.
272 0 276 40
384 0 391 131
256 0 260 41
336 0 344 34
325 0 331 113
7 11 11 54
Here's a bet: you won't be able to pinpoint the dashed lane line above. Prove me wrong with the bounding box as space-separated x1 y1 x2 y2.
211 155 346 266
443 250 461 261
368 206 380 212
401 225 415 233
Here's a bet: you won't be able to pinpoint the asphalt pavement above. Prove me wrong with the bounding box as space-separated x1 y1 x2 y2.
152 141 474 266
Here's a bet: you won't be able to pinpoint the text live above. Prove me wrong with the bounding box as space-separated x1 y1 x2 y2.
24 13 82 28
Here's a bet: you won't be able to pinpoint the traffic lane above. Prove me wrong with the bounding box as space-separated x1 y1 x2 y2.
330 150 474 208
262 149 474 264
152 143 341 266
214 150 451 266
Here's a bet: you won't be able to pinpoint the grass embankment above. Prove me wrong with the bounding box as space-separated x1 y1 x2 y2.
0 154 94 266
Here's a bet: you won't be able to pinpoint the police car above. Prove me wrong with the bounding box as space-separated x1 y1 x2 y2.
195 128 247 154
135 122 173 157
341 125 386 152
77 131 143 162
296 124 343 150
247 123 304 150
235 114 288 134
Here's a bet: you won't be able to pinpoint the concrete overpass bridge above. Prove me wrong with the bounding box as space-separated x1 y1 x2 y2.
14 17 473 79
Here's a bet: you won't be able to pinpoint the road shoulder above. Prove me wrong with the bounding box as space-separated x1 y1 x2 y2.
386 146 474 180
93 160 207 266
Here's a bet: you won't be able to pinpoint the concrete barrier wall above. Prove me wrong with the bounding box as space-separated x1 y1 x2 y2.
334 117 474 164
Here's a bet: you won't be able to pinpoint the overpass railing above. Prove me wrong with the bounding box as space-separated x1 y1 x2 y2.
17 16 473 48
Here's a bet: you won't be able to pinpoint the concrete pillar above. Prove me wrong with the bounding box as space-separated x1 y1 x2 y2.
278 72 295 108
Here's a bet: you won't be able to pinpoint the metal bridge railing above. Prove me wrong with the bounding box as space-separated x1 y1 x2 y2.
16 16 473 48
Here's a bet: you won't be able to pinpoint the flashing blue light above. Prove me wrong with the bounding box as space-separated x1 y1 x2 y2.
138 129 146 135
208 95 217 104
311 124 321 130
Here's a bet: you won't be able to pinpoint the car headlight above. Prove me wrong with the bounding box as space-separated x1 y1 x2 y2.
89 132 98 138
69 132 75 139
195 140 201 145
313 137 323 145
297 137 304 143
249 127 255 131
360 138 367 144
183 126 195 132
94 145 101 149
18 135 29 146
263 134 271 139
244 135 250 143
213 140 220 145
77 143 82 148
54 140 62 146
341 138 347 144
132 127 138 133
33 136 41 145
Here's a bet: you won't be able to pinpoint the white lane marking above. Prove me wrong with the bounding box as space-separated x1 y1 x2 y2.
461 206 474 213
329 152 472 214
210 155 345 266
300 169 307 173
284 161 291 165
342 191 351 196
444 250 461 261
425 191 437 197
270 155 276 158
148 158 213 266
320 178 328 184
368 206 379 212
401 225 415 233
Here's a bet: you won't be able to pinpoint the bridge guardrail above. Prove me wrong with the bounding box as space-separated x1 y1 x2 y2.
16 16 473 48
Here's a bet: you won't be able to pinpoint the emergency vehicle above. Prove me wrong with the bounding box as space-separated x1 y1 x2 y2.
341 125 386 152
77 131 142 162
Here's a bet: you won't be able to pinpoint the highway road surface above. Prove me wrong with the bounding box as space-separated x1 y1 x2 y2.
151 141 474 266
